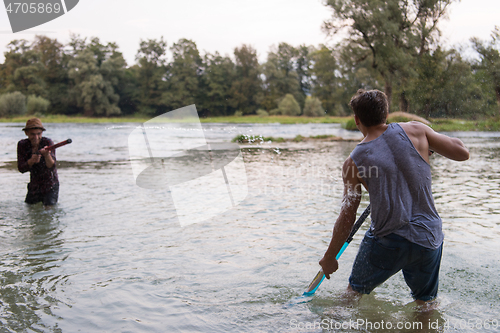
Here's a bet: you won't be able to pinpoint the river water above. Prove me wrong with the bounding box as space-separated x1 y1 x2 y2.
0 122 499 332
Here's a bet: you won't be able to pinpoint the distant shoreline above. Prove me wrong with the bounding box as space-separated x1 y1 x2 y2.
1 114 499 132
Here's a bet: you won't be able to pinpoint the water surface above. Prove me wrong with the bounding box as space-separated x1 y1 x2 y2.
1 122 499 332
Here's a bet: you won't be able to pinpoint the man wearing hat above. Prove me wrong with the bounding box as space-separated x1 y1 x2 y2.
17 118 59 206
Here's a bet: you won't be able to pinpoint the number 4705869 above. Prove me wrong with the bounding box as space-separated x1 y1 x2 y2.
5 2 62 14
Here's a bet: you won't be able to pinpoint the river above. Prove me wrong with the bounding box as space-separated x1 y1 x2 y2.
0 122 499 332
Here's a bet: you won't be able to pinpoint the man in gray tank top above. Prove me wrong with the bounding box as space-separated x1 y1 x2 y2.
319 89 469 304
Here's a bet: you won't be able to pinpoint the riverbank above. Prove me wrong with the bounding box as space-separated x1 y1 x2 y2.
2 114 499 132
0 114 349 124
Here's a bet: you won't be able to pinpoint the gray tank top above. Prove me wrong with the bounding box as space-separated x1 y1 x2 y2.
350 123 443 249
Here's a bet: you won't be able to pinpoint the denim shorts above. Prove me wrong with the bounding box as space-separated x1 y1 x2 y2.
349 230 443 301
25 183 59 206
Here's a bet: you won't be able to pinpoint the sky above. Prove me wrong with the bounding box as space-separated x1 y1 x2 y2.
0 0 498 65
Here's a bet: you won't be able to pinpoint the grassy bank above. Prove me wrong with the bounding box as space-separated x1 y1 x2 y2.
2 114 499 131
199 115 350 124
0 115 150 124
0 114 350 124
430 118 500 131
343 114 500 132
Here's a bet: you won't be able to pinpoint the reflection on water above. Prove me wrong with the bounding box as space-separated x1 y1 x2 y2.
0 123 499 332
307 293 446 333
0 204 66 332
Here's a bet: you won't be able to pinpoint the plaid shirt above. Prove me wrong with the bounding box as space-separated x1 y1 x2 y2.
17 137 59 193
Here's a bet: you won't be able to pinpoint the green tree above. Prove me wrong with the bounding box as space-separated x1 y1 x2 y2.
261 43 303 111
336 39 384 107
229 44 263 114
31 35 72 115
67 35 127 116
100 42 131 114
323 0 456 110
0 39 45 97
406 48 487 118
135 37 168 115
68 49 117 116
116 67 140 115
162 38 202 111
295 45 315 99
471 27 500 115
311 45 345 116
200 52 236 116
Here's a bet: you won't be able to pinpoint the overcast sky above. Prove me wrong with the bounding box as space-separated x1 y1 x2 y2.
0 0 498 65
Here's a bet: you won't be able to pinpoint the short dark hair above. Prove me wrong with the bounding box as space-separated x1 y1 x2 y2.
349 89 388 127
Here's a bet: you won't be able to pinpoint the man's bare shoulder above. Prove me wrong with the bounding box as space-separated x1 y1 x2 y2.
400 121 469 161
399 121 433 143
399 121 430 134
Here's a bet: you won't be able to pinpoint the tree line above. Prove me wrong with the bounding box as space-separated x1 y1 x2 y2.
0 0 499 119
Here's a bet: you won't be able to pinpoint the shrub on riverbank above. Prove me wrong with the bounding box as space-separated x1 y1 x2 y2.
278 94 301 116
303 97 325 117
342 118 358 131
256 109 269 117
27 95 50 115
0 92 26 117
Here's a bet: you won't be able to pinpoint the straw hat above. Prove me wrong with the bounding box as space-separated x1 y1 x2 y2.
22 118 46 131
